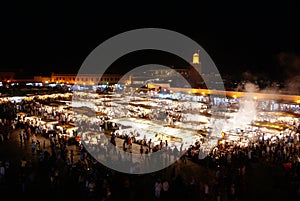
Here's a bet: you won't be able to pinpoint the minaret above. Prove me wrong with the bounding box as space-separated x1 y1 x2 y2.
189 50 203 88
192 50 201 74
192 50 200 65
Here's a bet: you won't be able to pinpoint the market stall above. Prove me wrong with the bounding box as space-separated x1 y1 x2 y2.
56 124 78 137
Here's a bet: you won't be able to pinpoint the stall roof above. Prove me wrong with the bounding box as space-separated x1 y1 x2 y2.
57 124 76 129
25 116 39 120
17 112 27 115
44 120 59 125
108 117 200 144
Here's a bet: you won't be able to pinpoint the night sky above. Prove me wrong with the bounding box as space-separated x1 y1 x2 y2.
1 1 300 82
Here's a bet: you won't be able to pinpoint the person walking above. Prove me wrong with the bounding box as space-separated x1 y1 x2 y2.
0 161 5 184
31 140 36 155
161 179 170 200
154 178 162 200
140 144 144 159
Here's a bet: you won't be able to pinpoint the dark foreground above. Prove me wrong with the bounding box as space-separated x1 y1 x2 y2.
0 128 299 201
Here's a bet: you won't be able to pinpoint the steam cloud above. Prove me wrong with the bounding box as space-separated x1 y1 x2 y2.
277 51 300 95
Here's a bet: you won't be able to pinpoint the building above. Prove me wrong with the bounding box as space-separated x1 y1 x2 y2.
0 71 15 83
1 71 126 87
126 68 190 89
33 75 51 84
127 51 203 89
49 73 123 85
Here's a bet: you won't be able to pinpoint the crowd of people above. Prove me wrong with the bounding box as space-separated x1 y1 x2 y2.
0 93 300 201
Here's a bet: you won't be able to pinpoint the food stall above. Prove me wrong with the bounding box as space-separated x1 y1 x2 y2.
56 124 78 137
16 112 27 120
109 117 201 151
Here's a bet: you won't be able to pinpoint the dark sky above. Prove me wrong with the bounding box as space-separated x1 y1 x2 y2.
1 1 300 81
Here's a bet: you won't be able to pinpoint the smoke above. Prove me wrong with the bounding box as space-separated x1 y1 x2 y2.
238 50 300 94
283 75 300 95
277 51 300 94
224 82 259 131
242 71 258 82
215 51 300 137
243 82 259 93
277 52 300 76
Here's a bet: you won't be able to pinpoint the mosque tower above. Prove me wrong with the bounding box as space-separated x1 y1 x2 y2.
192 50 200 65
189 50 203 88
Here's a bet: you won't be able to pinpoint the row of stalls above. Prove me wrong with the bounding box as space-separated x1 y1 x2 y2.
108 117 203 151
16 106 79 144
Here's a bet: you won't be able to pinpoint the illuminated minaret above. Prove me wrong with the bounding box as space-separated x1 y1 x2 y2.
192 50 200 65
191 50 201 74
189 50 203 88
